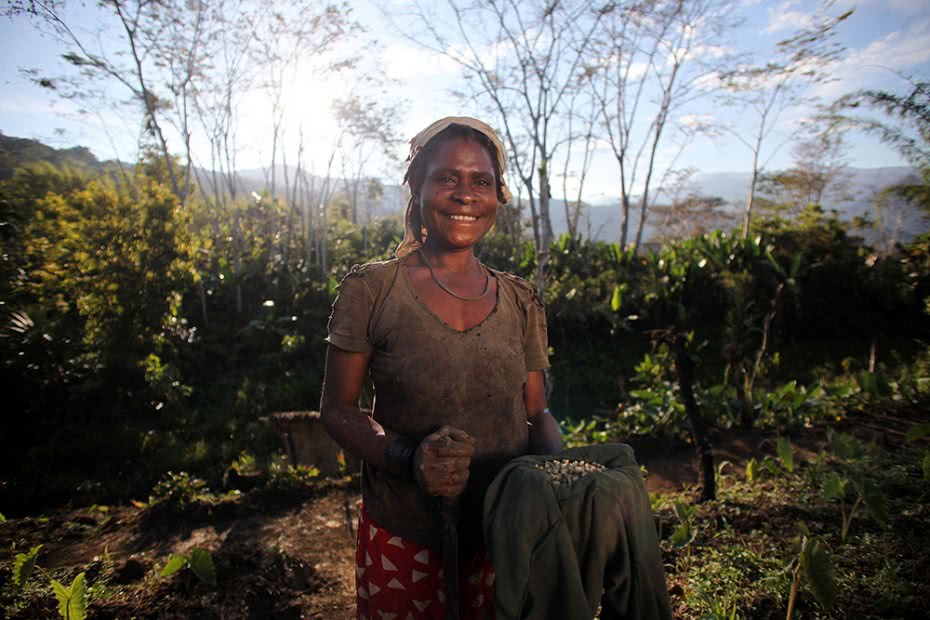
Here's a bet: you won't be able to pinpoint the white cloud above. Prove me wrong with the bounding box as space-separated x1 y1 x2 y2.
764 3 815 34
679 114 716 130
382 43 455 79
862 0 930 16
815 18 930 99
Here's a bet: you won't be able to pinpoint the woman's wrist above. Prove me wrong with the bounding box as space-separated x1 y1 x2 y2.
384 436 420 480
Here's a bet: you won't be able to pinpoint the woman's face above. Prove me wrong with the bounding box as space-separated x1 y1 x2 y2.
418 137 498 251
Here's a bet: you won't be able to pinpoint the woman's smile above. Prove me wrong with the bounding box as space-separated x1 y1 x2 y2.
446 213 480 222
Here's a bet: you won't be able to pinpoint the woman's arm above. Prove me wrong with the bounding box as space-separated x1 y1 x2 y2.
319 344 393 467
320 343 474 496
525 369 564 455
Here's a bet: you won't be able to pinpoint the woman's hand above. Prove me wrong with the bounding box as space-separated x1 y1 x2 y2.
413 426 476 497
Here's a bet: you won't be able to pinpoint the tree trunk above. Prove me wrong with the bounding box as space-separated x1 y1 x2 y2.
233 210 243 315
620 194 631 250
537 161 554 292
742 153 760 239
672 334 715 502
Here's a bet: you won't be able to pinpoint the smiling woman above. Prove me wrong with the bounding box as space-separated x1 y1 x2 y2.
319 117 563 619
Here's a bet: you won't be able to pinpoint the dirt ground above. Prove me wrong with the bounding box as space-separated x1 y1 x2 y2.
1 410 920 619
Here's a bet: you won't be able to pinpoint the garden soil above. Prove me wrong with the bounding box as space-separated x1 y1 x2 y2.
0 409 924 620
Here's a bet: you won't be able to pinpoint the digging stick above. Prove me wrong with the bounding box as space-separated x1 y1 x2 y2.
440 496 461 620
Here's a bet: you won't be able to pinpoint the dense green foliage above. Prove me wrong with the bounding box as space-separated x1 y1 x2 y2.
1 139 929 516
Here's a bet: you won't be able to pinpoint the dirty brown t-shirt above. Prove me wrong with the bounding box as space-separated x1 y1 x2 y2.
326 256 549 553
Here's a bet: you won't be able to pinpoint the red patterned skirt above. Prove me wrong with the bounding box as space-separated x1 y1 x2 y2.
356 505 495 620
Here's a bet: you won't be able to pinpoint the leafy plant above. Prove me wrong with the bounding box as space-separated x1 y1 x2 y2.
51 573 87 620
11 543 88 620
160 547 217 586
267 456 320 489
695 587 741 620
150 471 208 508
777 436 794 473
786 525 835 619
821 430 890 539
13 544 44 586
671 501 698 549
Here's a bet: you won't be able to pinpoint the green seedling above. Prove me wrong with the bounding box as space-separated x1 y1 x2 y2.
821 430 890 539
12 544 88 620
776 436 794 473
821 475 889 540
695 587 740 620
785 524 835 620
826 430 864 461
160 547 217 586
671 501 698 549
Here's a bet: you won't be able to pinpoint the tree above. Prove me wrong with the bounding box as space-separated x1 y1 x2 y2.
559 89 599 239
830 78 930 212
11 0 219 202
718 2 852 238
333 96 404 227
757 130 850 223
650 168 733 241
400 0 608 288
586 0 735 255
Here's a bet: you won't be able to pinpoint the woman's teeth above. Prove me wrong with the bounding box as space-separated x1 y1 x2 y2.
448 214 478 222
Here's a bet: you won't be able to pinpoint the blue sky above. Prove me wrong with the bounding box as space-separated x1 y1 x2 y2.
1 0 929 202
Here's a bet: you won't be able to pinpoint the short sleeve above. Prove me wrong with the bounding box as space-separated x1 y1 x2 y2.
326 271 375 352
522 285 550 371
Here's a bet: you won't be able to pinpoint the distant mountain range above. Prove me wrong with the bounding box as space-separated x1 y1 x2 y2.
4 133 926 248
233 164 927 248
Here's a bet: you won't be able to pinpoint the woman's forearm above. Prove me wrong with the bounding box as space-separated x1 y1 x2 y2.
528 408 564 455
320 402 399 470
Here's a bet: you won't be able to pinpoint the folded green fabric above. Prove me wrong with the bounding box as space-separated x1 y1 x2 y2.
483 444 672 620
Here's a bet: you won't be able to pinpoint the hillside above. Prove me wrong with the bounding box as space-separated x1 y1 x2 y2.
0 133 101 180
2 134 925 245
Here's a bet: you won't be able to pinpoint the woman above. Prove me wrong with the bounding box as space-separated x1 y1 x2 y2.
320 116 563 619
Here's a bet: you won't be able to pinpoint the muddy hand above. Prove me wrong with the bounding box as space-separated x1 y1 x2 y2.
413 426 475 497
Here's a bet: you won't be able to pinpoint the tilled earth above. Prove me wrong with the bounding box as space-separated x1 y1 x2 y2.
1 411 924 619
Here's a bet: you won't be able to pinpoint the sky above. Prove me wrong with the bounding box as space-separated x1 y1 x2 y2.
1 0 929 203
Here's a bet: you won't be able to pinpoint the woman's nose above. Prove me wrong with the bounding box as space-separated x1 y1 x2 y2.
452 185 475 203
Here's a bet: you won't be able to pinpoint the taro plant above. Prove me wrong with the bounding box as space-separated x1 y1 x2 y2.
12 544 88 620
785 524 835 620
776 436 794 473
160 547 217 586
671 501 698 553
820 473 889 541
745 436 795 482
817 430 890 540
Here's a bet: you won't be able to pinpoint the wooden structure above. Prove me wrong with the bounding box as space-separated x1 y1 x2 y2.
267 410 359 477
